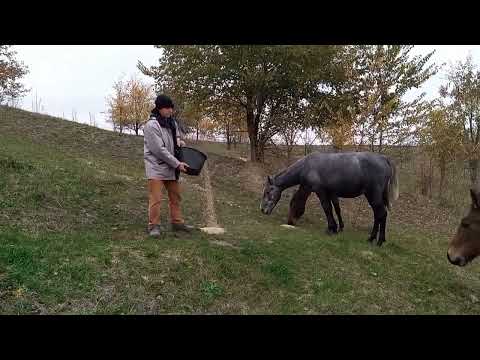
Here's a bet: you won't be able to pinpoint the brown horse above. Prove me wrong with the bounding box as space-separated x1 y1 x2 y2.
287 185 344 231
447 186 480 266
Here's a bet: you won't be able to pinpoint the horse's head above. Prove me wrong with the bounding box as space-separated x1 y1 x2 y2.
260 175 282 215
448 186 480 266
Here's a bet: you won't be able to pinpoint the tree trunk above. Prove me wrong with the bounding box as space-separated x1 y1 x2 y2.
379 130 384 153
439 160 446 201
429 157 434 198
469 159 479 185
246 99 259 162
196 125 199 141
226 122 231 150
255 142 265 162
420 161 427 196
286 144 294 164
247 127 257 162
358 125 365 151
420 158 433 198
369 134 375 152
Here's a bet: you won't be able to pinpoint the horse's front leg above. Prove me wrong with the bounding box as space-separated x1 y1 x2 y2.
316 192 338 235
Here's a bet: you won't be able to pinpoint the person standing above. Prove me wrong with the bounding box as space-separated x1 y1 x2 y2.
143 95 194 237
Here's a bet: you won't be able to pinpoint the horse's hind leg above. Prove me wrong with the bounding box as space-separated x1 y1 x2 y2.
316 191 338 235
331 196 344 232
377 210 388 246
366 191 387 246
368 215 380 243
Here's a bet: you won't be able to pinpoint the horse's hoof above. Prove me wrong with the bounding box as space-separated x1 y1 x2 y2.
338 227 344 233
367 237 374 243
377 240 385 247
325 229 337 236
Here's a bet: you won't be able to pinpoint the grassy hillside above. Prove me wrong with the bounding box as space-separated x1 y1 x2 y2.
1 106 479 314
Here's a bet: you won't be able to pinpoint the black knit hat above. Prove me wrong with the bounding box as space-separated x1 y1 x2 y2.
155 94 175 109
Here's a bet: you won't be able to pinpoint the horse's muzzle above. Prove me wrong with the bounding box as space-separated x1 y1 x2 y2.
261 208 271 215
447 252 467 266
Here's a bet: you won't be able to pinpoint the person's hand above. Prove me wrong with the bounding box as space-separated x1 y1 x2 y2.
177 162 189 173
178 139 186 147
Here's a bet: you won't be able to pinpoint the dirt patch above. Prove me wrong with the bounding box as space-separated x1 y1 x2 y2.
337 191 458 237
238 162 267 194
205 153 267 195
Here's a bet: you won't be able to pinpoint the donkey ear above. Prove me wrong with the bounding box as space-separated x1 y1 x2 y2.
470 188 480 208
267 175 273 184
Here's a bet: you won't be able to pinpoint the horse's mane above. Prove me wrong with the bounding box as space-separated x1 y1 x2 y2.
273 157 306 181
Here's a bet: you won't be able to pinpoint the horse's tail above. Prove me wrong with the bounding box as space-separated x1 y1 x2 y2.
384 157 399 210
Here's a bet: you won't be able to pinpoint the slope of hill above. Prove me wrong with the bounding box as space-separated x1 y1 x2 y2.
1 106 479 314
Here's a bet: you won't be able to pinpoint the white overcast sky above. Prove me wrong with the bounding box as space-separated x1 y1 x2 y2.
13 45 480 131
14 45 161 130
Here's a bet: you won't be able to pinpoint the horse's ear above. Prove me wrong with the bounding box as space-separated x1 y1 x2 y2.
471 188 480 209
267 175 273 185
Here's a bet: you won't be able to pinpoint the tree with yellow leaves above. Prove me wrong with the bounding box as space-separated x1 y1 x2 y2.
105 75 154 135
181 99 206 141
417 106 463 198
0 45 29 106
106 78 129 134
440 56 480 184
348 46 438 152
126 76 155 135
322 103 356 152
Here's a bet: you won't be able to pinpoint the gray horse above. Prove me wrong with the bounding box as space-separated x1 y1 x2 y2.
260 151 399 246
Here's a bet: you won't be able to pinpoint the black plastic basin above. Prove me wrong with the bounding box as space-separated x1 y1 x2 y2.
181 147 207 176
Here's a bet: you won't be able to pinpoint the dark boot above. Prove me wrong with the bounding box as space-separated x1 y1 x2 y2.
171 223 196 233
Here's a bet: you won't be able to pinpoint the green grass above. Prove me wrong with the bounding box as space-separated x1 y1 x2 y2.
1 105 480 314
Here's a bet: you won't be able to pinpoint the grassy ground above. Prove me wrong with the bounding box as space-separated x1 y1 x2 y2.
1 106 480 314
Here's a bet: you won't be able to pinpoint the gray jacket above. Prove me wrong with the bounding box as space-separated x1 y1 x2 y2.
144 115 181 180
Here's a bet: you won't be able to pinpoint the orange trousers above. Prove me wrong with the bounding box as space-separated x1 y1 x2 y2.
148 179 184 229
